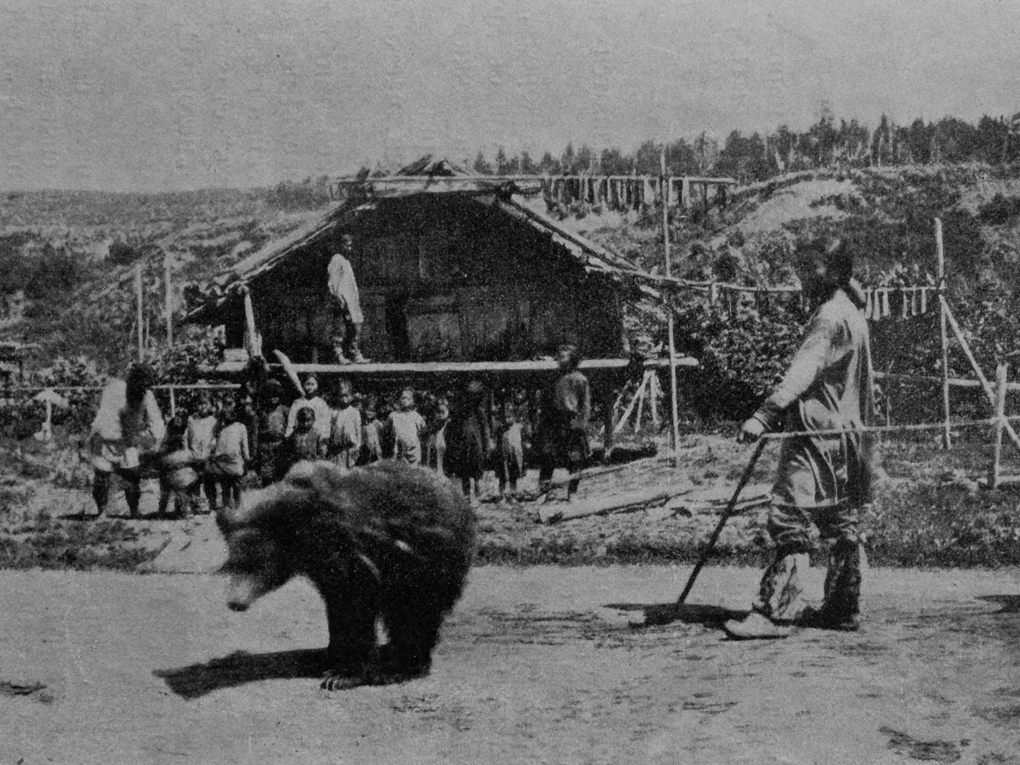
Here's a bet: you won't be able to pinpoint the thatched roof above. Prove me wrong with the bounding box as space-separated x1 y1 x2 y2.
184 157 645 324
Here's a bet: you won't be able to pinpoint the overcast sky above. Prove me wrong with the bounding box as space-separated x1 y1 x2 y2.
1 0 1018 192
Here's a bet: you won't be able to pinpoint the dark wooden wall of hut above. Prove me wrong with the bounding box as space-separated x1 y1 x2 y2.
247 195 627 363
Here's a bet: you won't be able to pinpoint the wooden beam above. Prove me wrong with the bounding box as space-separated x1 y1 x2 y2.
219 356 698 378
875 370 1020 392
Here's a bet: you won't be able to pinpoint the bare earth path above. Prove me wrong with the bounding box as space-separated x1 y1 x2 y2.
3 565 1020 764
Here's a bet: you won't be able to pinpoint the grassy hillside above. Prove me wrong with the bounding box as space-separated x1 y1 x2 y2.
0 186 331 373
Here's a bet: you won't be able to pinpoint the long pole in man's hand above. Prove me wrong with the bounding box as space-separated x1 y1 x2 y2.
675 439 768 606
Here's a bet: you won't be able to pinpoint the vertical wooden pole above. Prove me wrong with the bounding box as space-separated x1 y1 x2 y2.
661 148 681 464
649 370 660 427
634 372 648 434
936 218 951 449
164 254 173 346
601 385 615 457
135 263 144 360
164 255 176 417
990 363 1007 489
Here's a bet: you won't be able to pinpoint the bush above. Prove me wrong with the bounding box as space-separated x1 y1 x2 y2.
669 297 805 421
977 193 1020 225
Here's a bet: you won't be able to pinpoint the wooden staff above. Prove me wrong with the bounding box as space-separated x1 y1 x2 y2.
675 439 768 606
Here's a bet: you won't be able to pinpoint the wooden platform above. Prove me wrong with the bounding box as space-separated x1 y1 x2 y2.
214 355 698 382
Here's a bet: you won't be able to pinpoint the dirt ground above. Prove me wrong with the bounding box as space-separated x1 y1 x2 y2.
4 564 1020 765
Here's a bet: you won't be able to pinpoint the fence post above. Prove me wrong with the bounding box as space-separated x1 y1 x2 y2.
935 218 952 449
990 363 1008 489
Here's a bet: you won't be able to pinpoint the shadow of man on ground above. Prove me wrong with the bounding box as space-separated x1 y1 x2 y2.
603 602 748 628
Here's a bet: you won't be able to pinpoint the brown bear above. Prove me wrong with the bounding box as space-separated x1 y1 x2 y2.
216 459 477 690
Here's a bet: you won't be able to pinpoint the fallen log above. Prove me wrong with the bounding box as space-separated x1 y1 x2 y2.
538 483 694 524
537 481 773 525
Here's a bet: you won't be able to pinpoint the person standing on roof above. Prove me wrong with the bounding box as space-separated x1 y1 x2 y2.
328 233 367 364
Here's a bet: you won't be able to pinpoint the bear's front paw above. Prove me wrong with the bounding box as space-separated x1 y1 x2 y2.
320 672 366 691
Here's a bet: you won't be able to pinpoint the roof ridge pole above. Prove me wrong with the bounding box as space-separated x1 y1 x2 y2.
662 146 681 466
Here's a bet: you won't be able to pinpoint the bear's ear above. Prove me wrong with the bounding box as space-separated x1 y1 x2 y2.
284 461 349 505
222 481 312 529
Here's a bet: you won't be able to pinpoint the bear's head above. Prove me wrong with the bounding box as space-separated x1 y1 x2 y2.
216 480 311 611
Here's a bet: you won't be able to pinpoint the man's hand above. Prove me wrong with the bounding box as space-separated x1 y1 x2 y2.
737 417 765 444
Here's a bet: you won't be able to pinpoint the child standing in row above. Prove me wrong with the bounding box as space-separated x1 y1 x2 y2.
328 378 361 471
258 379 290 484
285 373 332 441
287 406 326 468
186 393 218 512
157 413 199 518
496 398 529 501
207 399 251 510
445 380 492 506
360 397 384 465
384 388 426 465
424 396 450 475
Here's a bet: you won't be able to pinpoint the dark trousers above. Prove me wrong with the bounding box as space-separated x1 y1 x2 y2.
538 457 582 495
218 476 243 509
92 467 141 517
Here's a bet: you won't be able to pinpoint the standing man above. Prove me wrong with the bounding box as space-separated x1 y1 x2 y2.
723 238 876 639
88 362 165 518
328 233 367 364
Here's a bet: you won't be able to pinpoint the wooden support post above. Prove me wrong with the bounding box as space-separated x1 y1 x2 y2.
164 254 173 346
602 385 615 457
990 363 1008 489
135 263 144 360
634 372 648 434
661 148 681 463
615 380 644 435
649 370 660 427
936 218 952 449
242 287 262 359
943 299 1020 451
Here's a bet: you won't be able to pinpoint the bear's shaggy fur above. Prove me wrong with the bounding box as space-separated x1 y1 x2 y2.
216 459 477 690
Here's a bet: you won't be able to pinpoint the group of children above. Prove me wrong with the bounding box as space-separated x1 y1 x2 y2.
154 341 591 516
157 393 251 518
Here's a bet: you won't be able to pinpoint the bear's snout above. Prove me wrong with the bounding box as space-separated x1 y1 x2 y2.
225 576 263 612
